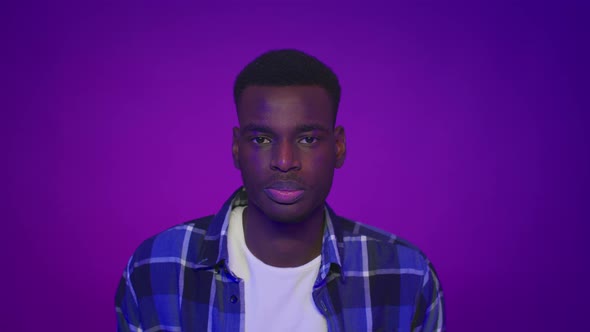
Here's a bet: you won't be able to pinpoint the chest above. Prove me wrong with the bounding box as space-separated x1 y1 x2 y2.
166 269 421 332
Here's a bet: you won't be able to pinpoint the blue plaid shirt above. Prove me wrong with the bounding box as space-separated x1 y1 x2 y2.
115 187 445 331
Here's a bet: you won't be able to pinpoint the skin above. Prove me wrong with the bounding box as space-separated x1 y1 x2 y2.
232 85 346 267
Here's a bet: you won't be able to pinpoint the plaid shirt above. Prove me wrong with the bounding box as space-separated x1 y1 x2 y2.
115 187 445 331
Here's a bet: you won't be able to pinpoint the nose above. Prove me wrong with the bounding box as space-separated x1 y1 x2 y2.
270 140 301 172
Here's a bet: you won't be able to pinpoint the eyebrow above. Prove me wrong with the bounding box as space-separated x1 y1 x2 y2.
242 123 330 134
295 124 330 133
241 124 274 134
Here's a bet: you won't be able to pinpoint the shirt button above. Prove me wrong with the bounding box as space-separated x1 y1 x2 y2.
230 295 239 303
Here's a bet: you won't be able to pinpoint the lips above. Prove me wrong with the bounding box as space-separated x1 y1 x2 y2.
264 181 305 204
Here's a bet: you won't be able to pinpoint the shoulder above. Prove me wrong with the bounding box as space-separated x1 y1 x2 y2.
127 215 215 270
116 215 217 313
335 216 432 272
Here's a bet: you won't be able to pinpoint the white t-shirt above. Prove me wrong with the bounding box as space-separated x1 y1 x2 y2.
227 206 327 332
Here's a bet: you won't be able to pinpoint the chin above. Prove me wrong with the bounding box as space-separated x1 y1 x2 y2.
265 197 328 224
263 203 309 224
246 187 326 223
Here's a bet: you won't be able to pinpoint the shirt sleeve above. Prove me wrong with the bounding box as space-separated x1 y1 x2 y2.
115 256 142 332
411 259 446 332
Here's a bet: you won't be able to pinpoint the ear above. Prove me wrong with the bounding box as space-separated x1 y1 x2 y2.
232 126 241 170
334 125 346 168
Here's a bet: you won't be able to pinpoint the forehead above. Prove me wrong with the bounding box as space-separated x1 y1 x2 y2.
237 85 333 126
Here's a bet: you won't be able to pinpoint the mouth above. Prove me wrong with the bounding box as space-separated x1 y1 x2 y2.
264 188 305 204
264 181 305 204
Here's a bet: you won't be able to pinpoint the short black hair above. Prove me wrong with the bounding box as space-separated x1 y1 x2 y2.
233 49 341 119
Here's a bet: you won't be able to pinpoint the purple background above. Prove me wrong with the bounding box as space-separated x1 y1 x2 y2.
3 1 588 331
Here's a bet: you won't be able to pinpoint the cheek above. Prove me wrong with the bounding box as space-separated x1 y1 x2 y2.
240 146 269 172
317 145 336 163
306 149 335 176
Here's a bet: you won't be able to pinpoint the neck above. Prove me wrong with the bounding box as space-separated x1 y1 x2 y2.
242 205 325 267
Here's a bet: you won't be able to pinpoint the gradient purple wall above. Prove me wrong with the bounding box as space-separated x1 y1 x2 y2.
3 1 588 331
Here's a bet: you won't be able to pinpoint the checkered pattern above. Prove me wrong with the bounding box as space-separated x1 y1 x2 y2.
115 187 445 331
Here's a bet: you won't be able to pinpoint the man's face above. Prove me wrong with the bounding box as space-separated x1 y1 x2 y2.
232 85 346 223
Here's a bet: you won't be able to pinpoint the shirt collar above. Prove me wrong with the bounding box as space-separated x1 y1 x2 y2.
197 187 345 281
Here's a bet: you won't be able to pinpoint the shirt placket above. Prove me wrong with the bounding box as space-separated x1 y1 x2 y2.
313 280 343 332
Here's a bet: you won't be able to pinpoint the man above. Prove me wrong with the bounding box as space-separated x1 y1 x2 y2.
115 49 445 331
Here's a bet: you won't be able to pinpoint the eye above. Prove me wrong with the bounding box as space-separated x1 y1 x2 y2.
251 136 271 145
299 136 318 145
